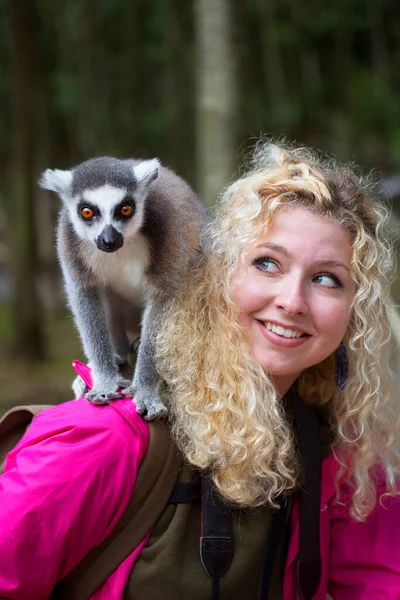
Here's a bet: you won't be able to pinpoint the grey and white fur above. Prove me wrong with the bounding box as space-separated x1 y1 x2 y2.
39 157 210 419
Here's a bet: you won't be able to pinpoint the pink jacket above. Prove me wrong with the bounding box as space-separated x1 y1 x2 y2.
0 361 399 599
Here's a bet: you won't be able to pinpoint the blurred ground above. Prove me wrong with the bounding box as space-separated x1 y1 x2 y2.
0 303 83 413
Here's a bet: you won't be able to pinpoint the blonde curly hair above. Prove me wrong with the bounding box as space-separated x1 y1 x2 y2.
156 140 399 521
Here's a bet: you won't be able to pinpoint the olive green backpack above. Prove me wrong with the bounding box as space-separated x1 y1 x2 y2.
0 404 182 599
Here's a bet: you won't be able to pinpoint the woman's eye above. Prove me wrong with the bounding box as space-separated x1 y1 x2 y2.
313 273 342 288
252 257 280 273
81 206 94 220
120 204 133 217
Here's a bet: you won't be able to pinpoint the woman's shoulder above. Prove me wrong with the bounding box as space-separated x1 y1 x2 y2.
3 396 150 490
7 357 151 466
36 396 148 444
0 397 150 597
8 396 149 463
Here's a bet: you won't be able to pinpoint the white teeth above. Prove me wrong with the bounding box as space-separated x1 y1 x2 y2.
264 322 304 338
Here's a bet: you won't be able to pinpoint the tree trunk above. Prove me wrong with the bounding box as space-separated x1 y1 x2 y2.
117 0 142 156
75 0 109 155
164 0 196 183
9 0 45 360
259 0 287 129
195 0 238 207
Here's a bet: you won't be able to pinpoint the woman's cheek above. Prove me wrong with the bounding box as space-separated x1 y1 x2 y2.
319 308 350 340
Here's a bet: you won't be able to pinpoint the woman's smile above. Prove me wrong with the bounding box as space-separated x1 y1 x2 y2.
256 319 310 348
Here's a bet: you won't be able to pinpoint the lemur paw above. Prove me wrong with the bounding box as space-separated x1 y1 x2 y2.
122 385 168 421
72 374 88 399
86 376 131 405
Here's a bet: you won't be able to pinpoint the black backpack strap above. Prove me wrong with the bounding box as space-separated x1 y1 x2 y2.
168 481 201 503
257 496 290 600
200 474 234 600
52 420 182 600
168 465 201 503
293 395 323 600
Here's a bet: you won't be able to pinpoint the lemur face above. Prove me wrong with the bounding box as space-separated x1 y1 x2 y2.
40 157 159 253
72 184 138 252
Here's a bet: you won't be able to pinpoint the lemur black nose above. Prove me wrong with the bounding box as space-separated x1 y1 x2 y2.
96 225 124 253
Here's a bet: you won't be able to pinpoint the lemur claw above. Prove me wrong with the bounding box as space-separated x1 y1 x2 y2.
85 376 131 405
123 385 168 420
85 391 122 405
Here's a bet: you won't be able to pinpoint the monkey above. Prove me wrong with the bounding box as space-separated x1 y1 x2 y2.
39 156 210 419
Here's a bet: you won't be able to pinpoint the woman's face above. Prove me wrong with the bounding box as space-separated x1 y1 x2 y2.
231 206 355 395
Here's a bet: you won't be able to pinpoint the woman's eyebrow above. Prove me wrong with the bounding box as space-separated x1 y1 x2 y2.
315 259 350 273
256 243 350 272
256 242 291 257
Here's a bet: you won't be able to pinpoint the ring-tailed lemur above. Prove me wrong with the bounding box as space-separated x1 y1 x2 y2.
39 157 210 419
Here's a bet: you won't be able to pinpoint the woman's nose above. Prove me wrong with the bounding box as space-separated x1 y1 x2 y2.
274 275 308 315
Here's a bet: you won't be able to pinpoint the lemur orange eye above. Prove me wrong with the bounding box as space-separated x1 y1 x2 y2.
120 204 132 217
81 207 94 220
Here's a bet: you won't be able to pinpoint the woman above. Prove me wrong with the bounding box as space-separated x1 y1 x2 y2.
1 141 399 599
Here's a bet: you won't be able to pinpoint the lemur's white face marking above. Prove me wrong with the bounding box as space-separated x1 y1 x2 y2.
40 158 159 252
67 184 143 243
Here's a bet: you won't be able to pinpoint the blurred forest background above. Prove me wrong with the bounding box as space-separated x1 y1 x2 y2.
1 0 400 410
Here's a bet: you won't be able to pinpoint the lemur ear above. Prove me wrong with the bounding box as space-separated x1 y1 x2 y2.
39 169 73 195
132 159 160 188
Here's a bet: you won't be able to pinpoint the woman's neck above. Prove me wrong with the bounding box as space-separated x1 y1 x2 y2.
271 372 300 398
